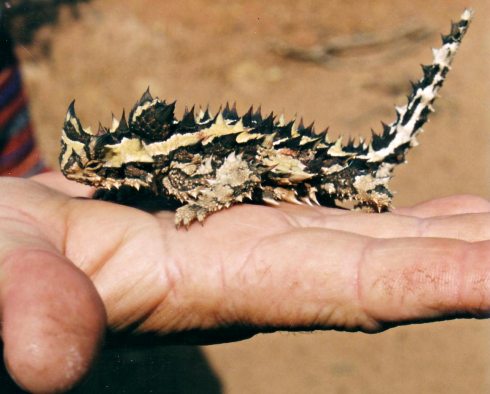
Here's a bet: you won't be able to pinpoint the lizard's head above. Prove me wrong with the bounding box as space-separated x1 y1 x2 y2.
59 89 176 190
59 100 111 187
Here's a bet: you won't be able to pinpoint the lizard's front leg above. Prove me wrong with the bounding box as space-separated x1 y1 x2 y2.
163 152 261 228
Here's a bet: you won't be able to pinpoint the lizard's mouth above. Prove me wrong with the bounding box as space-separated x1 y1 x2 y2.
65 171 103 187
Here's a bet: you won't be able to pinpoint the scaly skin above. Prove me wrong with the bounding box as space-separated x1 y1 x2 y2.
59 10 473 227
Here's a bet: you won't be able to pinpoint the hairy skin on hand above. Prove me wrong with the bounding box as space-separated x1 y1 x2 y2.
0 172 489 392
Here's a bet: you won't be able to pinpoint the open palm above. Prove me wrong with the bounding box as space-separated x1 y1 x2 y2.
1 172 489 393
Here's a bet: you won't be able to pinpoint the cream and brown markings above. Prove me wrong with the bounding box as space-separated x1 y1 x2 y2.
60 10 473 227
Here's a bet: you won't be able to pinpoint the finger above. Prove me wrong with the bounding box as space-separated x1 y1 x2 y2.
126 205 490 336
30 171 94 198
281 205 490 242
0 178 76 250
395 195 490 217
1 248 106 393
360 238 490 327
215 231 490 333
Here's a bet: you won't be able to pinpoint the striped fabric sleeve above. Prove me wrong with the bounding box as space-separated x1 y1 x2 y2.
0 27 48 177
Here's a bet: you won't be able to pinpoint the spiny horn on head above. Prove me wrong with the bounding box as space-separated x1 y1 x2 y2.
63 100 91 141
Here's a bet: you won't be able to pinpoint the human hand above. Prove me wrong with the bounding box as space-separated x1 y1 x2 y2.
1 172 488 392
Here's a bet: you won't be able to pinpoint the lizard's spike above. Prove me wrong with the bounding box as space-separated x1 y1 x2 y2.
115 110 129 133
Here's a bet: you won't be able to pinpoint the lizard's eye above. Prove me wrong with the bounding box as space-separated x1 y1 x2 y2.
85 161 102 171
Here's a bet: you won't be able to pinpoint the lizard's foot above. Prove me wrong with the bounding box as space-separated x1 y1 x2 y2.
175 204 212 228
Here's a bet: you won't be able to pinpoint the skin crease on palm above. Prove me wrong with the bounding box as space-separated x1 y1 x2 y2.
0 172 489 393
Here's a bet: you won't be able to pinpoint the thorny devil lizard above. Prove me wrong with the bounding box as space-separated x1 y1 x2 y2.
60 9 473 228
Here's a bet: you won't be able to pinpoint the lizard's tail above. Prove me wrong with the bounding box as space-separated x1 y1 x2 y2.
362 9 473 178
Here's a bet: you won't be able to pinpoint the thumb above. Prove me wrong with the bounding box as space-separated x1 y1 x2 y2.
1 248 106 393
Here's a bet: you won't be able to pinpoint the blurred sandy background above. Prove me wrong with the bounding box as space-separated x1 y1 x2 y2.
13 0 490 392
